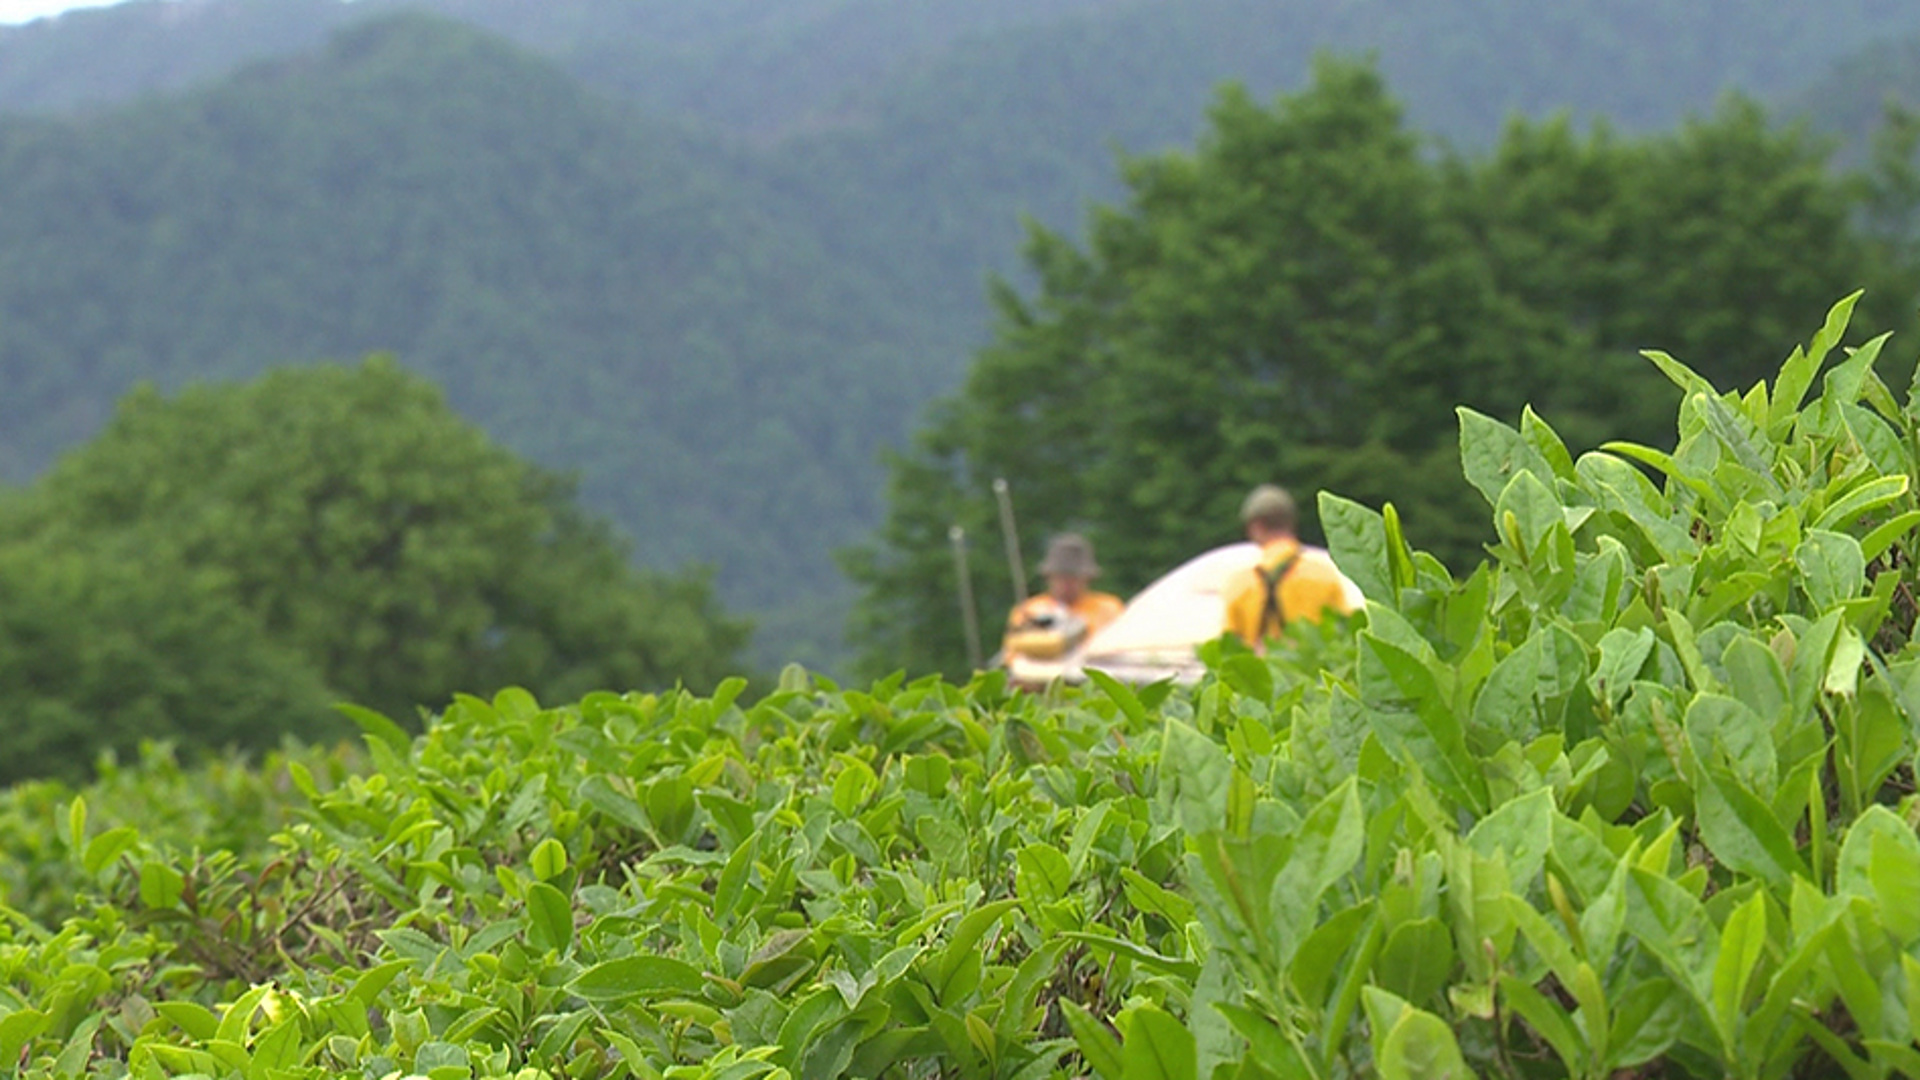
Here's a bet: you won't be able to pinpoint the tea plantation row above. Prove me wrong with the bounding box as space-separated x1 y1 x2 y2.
4 295 1920 1078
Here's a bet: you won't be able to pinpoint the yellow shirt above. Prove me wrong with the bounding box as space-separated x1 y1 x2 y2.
1002 591 1125 661
1222 538 1354 647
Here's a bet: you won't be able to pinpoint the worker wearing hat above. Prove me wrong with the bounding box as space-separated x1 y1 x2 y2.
1002 533 1125 663
1222 484 1355 648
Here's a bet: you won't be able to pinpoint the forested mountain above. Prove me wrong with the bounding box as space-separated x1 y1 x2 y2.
7 0 1920 142
0 14 944 668
0 0 1128 123
4 0 1920 671
1791 31 1920 145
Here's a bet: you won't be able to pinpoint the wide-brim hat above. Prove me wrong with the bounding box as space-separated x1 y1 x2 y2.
1038 533 1100 577
1240 484 1296 524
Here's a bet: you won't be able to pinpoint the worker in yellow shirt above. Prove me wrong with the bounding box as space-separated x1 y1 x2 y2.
1223 484 1356 648
1002 533 1125 663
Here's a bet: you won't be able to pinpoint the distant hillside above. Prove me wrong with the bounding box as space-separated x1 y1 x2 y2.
0 0 1127 127
6 0 1920 671
1788 32 1920 145
777 0 1920 350
6 0 1920 142
0 14 949 669
0 0 354 112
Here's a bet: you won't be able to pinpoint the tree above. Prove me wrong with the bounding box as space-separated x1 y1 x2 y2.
847 60 1528 678
1455 100 1915 445
0 525 336 785
847 58 1907 679
1 357 748 776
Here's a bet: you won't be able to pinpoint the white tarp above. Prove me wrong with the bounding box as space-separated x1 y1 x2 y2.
1006 541 1364 686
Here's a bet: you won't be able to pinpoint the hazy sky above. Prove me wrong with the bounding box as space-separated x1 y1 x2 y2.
0 0 123 24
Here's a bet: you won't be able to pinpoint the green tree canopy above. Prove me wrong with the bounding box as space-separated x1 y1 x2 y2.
848 58 1915 679
0 358 747 780
0 525 335 786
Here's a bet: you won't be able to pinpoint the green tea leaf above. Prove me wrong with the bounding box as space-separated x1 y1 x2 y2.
743 928 817 992
1289 902 1376 1006
1773 292 1861 432
1590 627 1655 710
1624 869 1716 1019
1694 761 1806 887
1836 688 1908 813
1608 978 1689 1068
1270 779 1364 956
1859 510 1920 562
1460 407 1557 507
1374 917 1454 1006
347 960 409 1008
1711 892 1768 1034
576 775 652 833
1217 1004 1314 1079
1062 933 1201 979
1814 475 1909 531
1467 788 1554 890
530 837 568 881
526 881 573 955
1016 844 1072 904
1797 529 1866 610
1059 1001 1124 1080
647 774 696 842
1579 451 1698 560
1120 868 1196 925
1520 405 1577 480
1361 632 1487 812
1497 975 1586 1076
1320 492 1393 604
336 702 412 755
1365 988 1473 1080
1496 470 1565 553
1122 1005 1196 1080
155 1001 219 1042
1826 624 1866 698
1641 350 1718 399
1684 693 1775 795
1721 635 1790 728
1823 329 1889 409
52 1014 103 1079
1086 668 1147 725
66 796 86 854
568 956 707 1003
1869 831 1920 944
81 825 138 876
1840 807 1920 905
1158 719 1231 835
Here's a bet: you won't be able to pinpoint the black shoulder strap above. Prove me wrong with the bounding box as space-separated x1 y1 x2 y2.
1257 554 1299 642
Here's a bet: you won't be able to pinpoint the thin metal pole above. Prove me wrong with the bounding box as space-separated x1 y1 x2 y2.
992 478 1029 606
950 525 984 671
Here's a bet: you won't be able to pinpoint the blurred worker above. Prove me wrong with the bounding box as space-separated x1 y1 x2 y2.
1002 533 1125 663
1223 484 1355 648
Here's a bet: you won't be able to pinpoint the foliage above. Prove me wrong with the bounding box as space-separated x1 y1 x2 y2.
5 5 1920 672
0 522 337 787
0 358 746 782
848 58 1915 679
0 13 927 673
6 299 1920 1077
0 741 350 929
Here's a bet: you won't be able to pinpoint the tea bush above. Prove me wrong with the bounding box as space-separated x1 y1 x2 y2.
5 295 1920 1077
